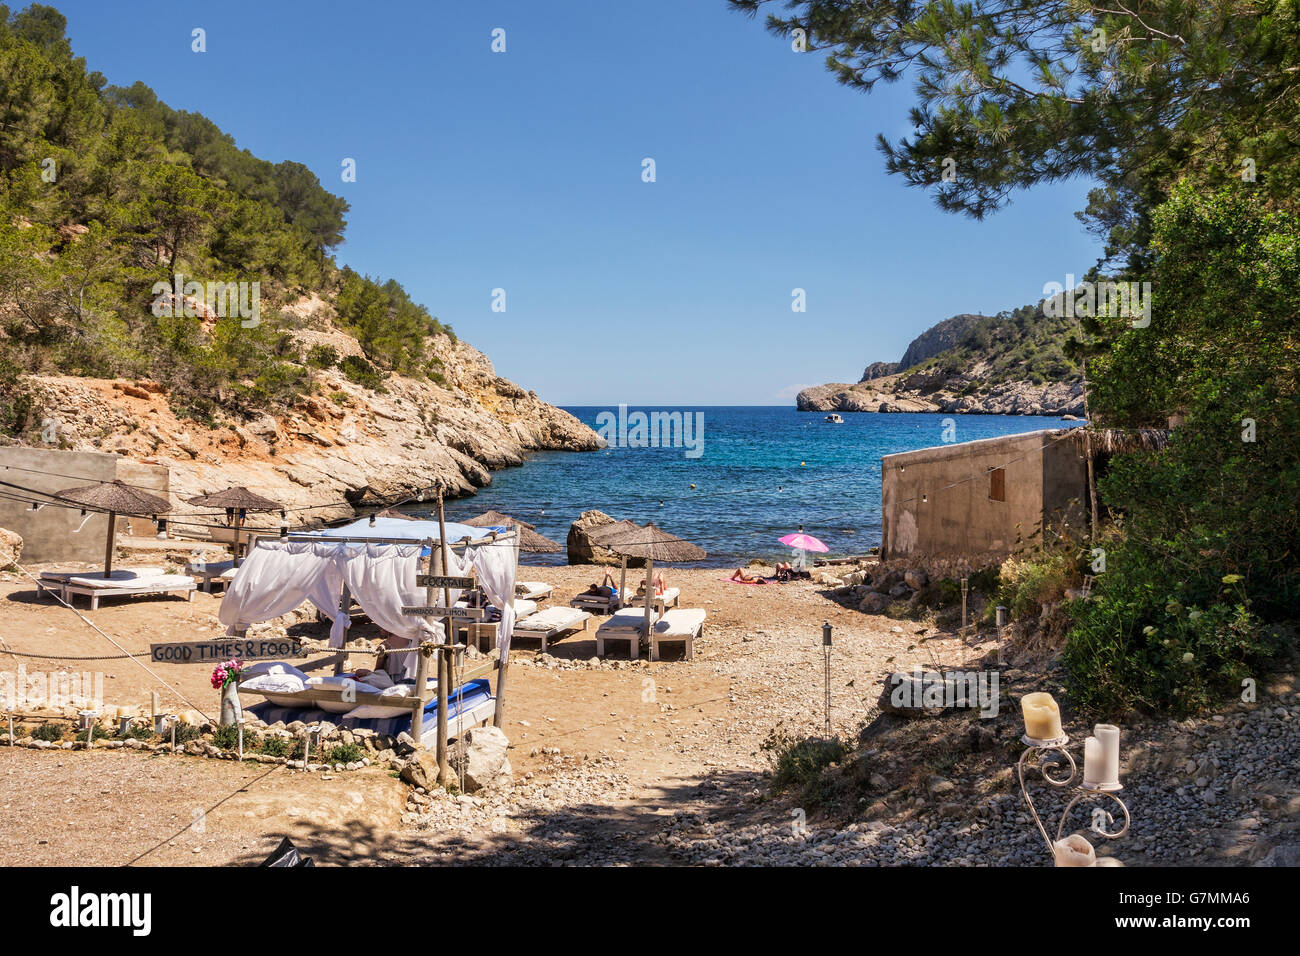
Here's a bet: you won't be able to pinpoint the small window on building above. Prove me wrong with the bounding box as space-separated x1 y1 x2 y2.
989 467 1006 502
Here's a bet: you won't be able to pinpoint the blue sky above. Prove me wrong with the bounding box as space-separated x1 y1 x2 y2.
54 0 1104 405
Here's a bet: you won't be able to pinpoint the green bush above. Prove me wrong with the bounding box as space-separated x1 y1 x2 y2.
322 743 365 765
31 722 65 742
1064 541 1275 717
339 354 385 391
306 344 339 369
257 735 292 757
997 551 1079 621
762 729 846 792
74 725 111 743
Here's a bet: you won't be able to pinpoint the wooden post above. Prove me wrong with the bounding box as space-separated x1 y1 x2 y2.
618 555 627 609
103 510 116 578
435 493 453 787
232 508 246 568
642 556 654 656
411 640 430 742
494 530 515 727
1081 360 1100 539
334 583 350 675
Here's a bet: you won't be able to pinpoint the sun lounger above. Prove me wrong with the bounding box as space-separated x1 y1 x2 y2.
36 567 166 601
512 606 591 653
627 587 681 613
595 607 662 660
63 573 197 610
515 581 554 602
648 608 707 661
185 558 237 593
571 588 631 614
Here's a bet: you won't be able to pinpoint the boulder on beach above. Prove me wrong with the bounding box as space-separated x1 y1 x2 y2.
567 510 644 567
0 527 22 568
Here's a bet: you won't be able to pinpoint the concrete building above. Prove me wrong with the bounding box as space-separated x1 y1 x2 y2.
0 446 170 563
880 428 1087 561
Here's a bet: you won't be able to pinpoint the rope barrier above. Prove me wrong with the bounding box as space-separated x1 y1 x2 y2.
6 562 213 719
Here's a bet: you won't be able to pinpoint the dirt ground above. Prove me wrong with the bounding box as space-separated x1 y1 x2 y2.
0 559 965 866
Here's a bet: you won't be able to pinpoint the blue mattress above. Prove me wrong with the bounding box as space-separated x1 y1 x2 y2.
249 678 494 737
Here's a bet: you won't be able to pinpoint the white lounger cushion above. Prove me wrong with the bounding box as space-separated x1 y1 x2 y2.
598 607 661 632
512 598 537 619
516 606 587 633
652 608 706 637
186 559 235 575
41 567 164 583
65 572 194 590
516 581 553 598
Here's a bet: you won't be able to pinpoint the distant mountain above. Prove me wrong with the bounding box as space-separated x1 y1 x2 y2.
895 313 989 373
799 303 1086 415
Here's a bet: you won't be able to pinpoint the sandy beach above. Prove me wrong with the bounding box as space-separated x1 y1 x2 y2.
3 560 1296 867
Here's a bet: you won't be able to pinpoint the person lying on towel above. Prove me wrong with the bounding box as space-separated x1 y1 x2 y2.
730 568 766 584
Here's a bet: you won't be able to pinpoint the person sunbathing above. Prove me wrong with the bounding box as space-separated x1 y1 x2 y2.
638 570 667 595
731 568 766 583
586 571 621 597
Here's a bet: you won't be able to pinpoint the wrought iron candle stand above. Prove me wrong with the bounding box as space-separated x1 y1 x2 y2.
1017 733 1130 864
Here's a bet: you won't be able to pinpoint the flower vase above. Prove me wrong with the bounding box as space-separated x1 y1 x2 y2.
220 680 242 726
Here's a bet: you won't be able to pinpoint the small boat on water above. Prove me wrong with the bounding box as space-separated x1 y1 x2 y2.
824 414 844 423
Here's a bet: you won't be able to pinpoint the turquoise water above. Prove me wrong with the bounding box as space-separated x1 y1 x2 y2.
427 407 1080 568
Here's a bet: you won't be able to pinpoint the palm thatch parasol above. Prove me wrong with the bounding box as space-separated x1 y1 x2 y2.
463 510 562 553
186 485 285 566
53 479 172 579
597 523 706 636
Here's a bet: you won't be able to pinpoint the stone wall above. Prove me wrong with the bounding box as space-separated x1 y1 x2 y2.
880 429 1086 560
0 447 170 563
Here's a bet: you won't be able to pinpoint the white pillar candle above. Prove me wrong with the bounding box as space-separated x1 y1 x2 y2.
1095 723 1121 787
1083 734 1104 787
1021 692 1063 740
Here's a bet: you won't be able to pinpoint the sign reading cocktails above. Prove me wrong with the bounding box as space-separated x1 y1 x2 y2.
150 636 301 664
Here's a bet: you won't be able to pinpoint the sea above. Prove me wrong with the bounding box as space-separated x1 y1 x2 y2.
418 407 1081 568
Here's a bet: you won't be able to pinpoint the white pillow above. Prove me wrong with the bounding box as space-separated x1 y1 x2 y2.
242 661 309 682
240 671 307 707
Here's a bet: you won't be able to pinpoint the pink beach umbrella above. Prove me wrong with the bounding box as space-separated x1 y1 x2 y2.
779 529 829 553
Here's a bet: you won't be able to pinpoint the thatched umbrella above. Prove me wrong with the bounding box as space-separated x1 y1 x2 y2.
53 479 171 579
463 510 562 554
597 523 706 637
186 486 285 567
589 519 648 598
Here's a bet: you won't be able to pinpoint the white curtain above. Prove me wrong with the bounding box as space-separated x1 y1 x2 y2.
219 541 347 644
467 538 519 659
370 546 473 680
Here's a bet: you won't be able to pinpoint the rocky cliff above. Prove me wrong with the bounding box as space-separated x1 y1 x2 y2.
801 307 1086 415
797 366 1086 416
18 302 601 520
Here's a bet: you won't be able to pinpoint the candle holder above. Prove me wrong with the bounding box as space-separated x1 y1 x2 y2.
1017 734 1130 865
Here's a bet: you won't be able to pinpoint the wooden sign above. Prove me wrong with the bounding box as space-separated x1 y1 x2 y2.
416 574 477 589
150 636 300 665
401 605 485 620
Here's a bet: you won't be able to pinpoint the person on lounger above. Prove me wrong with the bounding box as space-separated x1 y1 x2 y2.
586 571 621 599
639 570 666 595
731 567 765 583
